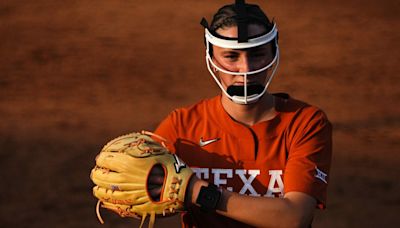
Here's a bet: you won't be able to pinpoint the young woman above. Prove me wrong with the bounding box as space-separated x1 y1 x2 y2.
153 1 332 227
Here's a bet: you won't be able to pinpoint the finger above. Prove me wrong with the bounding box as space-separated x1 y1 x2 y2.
148 187 162 201
147 175 164 185
150 165 164 175
148 187 162 196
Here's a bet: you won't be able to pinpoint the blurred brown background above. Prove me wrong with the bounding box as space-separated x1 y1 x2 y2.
0 0 399 227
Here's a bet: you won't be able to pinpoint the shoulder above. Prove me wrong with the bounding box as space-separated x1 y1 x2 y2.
274 93 330 124
273 93 331 138
155 96 220 149
155 96 221 147
167 95 220 124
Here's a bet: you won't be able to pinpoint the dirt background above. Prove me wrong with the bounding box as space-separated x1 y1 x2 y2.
0 0 399 227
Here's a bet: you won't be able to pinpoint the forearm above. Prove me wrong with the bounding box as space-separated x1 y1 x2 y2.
188 177 315 228
217 189 311 228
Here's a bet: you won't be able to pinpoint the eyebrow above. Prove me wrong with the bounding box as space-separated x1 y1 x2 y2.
221 50 240 55
247 46 270 52
221 46 269 55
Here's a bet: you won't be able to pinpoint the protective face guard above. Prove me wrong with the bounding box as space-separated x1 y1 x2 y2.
201 0 280 105
205 26 279 104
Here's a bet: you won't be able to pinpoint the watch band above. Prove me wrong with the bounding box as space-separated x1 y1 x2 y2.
196 183 222 212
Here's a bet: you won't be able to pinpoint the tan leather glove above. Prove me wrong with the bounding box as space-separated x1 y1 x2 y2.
90 131 193 228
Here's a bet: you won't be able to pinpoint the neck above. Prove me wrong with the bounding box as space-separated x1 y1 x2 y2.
221 93 277 127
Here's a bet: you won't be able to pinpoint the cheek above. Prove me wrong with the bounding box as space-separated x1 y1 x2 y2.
217 72 236 87
213 56 235 70
218 72 232 82
250 56 274 69
251 71 269 81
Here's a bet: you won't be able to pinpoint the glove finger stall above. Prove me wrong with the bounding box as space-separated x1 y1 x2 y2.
91 175 146 191
95 152 151 173
91 168 146 186
93 186 149 205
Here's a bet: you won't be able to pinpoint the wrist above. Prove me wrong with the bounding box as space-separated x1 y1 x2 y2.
196 183 222 212
186 176 226 212
186 175 207 205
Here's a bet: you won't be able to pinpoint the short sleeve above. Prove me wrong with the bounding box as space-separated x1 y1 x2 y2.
154 111 179 153
284 109 332 209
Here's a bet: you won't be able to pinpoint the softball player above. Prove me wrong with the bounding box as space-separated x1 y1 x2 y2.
153 1 332 227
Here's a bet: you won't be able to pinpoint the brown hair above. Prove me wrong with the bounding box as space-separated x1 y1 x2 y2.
205 3 277 56
209 3 274 33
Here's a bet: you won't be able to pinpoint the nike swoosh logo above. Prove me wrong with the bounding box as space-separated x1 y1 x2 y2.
199 137 220 147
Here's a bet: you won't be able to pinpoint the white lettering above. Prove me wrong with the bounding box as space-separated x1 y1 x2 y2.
265 170 284 197
212 169 233 191
189 167 285 197
235 169 261 196
191 168 209 180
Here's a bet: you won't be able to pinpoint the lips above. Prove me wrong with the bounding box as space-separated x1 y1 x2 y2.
233 81 258 85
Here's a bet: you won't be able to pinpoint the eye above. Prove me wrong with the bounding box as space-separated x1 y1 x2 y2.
250 51 267 58
223 54 239 61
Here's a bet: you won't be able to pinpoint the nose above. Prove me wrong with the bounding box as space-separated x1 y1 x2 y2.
237 54 251 73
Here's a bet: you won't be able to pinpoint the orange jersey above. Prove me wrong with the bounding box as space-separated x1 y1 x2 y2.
155 93 332 228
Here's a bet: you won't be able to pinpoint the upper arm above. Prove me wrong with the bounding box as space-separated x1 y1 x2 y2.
284 109 333 209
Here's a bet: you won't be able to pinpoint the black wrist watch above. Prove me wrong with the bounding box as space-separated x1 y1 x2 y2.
196 183 222 212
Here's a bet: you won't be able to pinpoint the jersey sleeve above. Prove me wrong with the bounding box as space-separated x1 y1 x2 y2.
284 108 332 209
154 110 179 153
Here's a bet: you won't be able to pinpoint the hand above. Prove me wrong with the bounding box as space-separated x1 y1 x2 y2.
147 165 165 201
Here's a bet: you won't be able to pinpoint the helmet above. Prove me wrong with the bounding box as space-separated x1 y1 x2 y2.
201 0 279 105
